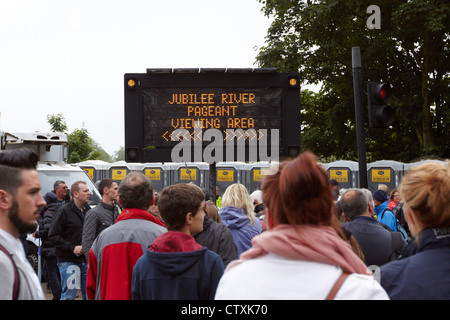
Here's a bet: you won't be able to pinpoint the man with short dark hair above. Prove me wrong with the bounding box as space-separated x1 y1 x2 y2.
49 180 91 300
341 188 405 267
0 148 46 299
132 183 224 300
82 178 120 259
44 180 68 206
86 172 166 300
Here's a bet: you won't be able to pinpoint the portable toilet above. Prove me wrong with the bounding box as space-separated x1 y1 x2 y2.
169 162 210 189
141 162 171 192
215 162 248 196
108 161 130 184
367 160 405 193
247 161 279 194
325 160 360 190
76 160 110 184
404 158 447 172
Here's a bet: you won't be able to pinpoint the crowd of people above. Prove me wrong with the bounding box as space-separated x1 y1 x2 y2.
0 147 448 300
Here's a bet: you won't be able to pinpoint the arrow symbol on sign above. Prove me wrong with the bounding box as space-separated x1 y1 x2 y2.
258 129 264 141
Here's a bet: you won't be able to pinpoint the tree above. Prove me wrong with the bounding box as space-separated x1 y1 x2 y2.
67 126 101 163
112 146 125 162
47 113 68 133
47 114 113 163
256 0 449 161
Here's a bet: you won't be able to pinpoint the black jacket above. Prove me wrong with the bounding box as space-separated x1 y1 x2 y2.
342 215 406 267
381 228 450 299
48 201 91 263
35 203 63 258
194 215 238 267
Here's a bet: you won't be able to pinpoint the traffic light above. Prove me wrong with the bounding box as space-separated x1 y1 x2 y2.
367 82 394 128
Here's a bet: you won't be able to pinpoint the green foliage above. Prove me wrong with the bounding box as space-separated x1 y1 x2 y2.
47 114 115 163
112 146 125 162
47 113 68 133
67 126 101 163
256 0 450 161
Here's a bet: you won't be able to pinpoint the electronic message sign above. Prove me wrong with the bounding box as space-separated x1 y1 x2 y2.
124 68 300 163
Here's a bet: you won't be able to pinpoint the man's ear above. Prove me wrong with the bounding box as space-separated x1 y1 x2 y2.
185 212 193 225
0 190 12 210
367 202 372 213
150 195 154 206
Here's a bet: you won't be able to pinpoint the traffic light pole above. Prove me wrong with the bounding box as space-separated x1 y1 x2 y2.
352 47 368 189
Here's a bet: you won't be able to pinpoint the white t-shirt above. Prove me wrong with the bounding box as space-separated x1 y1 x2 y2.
215 253 388 300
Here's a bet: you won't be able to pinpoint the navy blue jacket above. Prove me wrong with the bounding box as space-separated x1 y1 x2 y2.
380 228 450 300
342 216 405 267
132 246 224 300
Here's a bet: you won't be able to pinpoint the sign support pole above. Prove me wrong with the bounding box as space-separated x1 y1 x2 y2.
352 47 368 189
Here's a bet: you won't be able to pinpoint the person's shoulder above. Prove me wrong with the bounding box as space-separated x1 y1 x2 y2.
338 273 389 300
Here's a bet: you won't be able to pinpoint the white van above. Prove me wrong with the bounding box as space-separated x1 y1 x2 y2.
26 163 101 273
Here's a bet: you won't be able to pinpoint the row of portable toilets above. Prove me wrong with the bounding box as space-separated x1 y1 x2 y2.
75 159 447 196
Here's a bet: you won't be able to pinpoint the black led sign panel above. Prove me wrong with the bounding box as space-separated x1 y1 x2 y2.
124 69 300 163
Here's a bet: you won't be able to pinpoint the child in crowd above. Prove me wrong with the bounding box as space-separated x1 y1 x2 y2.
132 183 224 300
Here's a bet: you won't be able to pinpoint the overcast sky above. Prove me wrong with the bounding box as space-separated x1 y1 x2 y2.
0 0 307 156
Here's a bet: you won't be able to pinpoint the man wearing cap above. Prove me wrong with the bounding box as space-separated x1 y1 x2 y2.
372 189 397 232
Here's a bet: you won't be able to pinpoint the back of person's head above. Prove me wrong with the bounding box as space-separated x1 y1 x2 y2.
158 183 205 231
378 184 389 194
0 148 39 196
221 183 255 224
361 188 375 212
205 201 221 223
340 189 368 220
0 148 39 169
399 161 450 229
98 178 115 196
118 171 153 210
261 151 338 228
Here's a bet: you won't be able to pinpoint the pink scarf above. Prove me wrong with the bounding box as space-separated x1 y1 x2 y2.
239 224 370 275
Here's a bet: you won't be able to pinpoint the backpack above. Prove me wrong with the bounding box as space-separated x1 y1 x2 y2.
381 208 409 242
0 244 20 300
391 202 411 237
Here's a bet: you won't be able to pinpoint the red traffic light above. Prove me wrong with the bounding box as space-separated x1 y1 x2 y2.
367 82 394 128
373 83 392 103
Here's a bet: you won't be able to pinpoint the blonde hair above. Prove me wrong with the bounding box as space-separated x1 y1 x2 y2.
221 183 256 224
399 161 449 229
378 184 389 194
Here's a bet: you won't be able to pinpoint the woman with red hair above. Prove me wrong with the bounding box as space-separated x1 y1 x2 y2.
215 151 388 300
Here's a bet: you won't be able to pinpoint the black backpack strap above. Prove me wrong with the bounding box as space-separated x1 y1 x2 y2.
389 232 404 261
0 244 20 300
381 207 390 220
